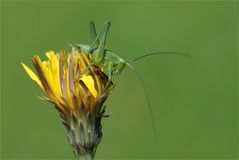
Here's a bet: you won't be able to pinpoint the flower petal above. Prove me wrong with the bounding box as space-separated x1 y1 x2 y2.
46 51 62 97
60 51 67 98
21 62 45 92
68 48 77 95
32 56 55 98
80 75 98 98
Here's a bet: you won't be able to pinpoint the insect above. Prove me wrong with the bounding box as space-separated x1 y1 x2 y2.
76 21 189 80
75 21 126 81
75 21 190 146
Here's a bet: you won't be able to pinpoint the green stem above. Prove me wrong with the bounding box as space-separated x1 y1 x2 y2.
75 147 94 160
78 154 93 160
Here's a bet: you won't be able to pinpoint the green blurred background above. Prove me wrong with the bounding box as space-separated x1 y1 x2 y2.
1 1 238 159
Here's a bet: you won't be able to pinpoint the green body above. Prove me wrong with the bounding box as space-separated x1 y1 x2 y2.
76 21 126 80
76 44 126 80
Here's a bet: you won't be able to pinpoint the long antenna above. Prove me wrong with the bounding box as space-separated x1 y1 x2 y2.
130 52 191 63
125 61 159 150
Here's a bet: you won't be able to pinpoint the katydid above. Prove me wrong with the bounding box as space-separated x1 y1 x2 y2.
75 21 190 148
76 21 189 80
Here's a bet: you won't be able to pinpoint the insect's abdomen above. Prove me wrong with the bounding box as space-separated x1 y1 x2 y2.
105 50 125 62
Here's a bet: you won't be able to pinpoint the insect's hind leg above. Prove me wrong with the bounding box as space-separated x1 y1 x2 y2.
90 21 111 51
91 22 111 62
89 21 99 47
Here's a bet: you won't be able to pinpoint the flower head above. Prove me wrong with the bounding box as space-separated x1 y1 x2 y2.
22 47 113 159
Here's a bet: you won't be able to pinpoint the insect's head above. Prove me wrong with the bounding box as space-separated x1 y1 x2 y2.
76 44 92 54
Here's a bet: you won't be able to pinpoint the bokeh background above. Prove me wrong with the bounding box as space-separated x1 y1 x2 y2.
1 1 238 159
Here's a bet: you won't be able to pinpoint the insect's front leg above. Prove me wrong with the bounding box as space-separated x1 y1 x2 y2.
75 62 95 82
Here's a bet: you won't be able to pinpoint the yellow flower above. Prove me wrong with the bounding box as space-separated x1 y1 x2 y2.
22 47 112 115
22 47 113 158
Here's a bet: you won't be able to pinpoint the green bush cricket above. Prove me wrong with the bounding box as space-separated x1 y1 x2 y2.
74 21 190 150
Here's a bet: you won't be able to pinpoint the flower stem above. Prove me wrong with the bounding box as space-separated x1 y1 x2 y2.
74 146 94 160
77 154 93 160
